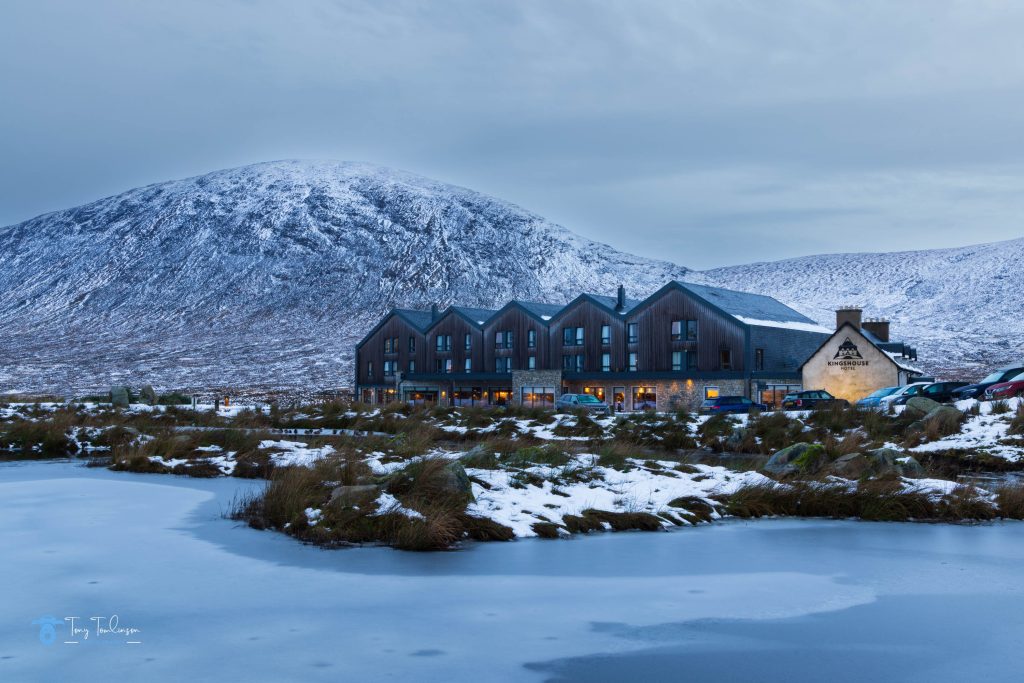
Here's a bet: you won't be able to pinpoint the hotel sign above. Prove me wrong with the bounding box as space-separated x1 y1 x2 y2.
828 337 869 370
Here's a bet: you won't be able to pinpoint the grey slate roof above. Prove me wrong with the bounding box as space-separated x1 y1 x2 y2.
585 293 642 315
514 300 565 319
393 308 434 331
449 306 499 326
675 282 817 325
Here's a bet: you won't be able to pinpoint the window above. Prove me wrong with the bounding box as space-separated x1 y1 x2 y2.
435 359 443 372
435 335 451 352
686 320 698 341
672 351 683 371
627 323 638 344
384 336 399 353
445 358 453 374
671 320 682 341
632 386 657 411
601 353 611 372
528 355 536 370
719 349 733 370
527 329 536 348
574 354 585 372
408 336 416 353
704 386 719 400
408 360 416 373
601 324 611 345
687 352 697 370
628 352 638 372
465 333 472 351
494 330 513 349
562 354 573 370
584 386 606 402
576 327 585 346
453 387 484 407
383 360 396 375
367 361 374 379
496 357 511 373
464 358 472 373
563 326 584 346
755 348 764 371
521 386 556 408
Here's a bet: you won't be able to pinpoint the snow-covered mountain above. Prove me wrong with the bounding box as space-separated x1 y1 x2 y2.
0 161 689 393
0 160 1020 395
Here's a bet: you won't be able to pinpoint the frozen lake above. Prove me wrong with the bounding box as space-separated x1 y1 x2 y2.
3 461 1024 682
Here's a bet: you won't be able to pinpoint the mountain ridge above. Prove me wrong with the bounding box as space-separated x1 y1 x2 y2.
0 160 1020 394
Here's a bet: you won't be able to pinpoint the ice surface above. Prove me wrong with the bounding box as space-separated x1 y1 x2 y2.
4 461 1024 682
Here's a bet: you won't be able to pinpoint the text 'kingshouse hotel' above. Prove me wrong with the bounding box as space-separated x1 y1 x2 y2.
355 282 923 411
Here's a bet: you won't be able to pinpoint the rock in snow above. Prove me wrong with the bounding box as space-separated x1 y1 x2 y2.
0 159 1020 393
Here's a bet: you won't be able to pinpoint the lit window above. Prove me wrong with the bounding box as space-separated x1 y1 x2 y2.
705 386 719 399
632 386 657 411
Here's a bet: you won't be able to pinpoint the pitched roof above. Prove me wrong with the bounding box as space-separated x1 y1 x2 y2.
585 293 642 315
797 322 923 375
449 305 499 326
514 300 565 320
393 308 434 331
675 282 819 327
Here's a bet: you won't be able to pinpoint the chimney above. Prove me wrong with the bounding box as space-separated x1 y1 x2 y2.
835 305 862 331
430 303 439 321
862 317 890 343
615 284 626 311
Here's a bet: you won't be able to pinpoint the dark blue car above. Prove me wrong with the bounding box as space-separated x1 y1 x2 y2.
700 395 768 414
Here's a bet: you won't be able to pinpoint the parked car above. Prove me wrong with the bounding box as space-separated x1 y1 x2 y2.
984 372 1024 400
700 396 768 414
781 390 849 411
555 393 611 416
877 382 930 411
916 381 970 404
952 365 1024 401
856 386 901 410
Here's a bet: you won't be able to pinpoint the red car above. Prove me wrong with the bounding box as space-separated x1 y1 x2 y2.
984 372 1024 400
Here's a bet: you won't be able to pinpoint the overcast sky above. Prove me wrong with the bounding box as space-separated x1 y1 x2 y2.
3 1 1024 269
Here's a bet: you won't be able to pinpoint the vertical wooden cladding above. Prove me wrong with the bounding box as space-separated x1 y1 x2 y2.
483 305 550 372
425 311 485 374
549 299 627 372
356 314 425 384
627 288 745 372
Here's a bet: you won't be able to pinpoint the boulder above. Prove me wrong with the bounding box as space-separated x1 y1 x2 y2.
329 484 380 508
764 442 816 475
828 452 871 479
828 448 925 479
905 396 942 418
459 444 499 469
139 384 158 406
109 386 130 408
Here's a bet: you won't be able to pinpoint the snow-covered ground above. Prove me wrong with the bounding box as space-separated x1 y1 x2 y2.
4 461 1024 682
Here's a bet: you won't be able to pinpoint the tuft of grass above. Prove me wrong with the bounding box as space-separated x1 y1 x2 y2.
1008 403 1024 436
580 508 664 532
666 496 718 523
990 400 1012 415
531 521 564 538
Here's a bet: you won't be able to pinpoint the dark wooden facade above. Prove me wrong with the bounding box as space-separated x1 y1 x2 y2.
482 303 551 373
625 287 746 373
424 310 486 377
355 313 426 386
549 297 627 373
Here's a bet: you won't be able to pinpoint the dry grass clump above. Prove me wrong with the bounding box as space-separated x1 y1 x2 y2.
0 410 80 457
579 508 664 531
552 413 606 438
1008 403 1024 436
746 412 804 454
666 496 719 523
990 400 1012 415
697 414 736 452
715 478 998 522
994 482 1024 519
531 522 564 538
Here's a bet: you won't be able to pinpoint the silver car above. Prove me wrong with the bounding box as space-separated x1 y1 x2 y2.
555 393 611 416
